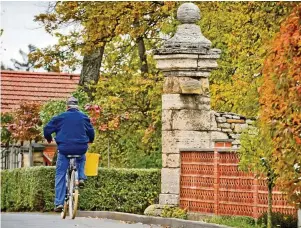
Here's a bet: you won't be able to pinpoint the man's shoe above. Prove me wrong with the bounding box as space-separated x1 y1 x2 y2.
54 205 63 212
78 179 85 188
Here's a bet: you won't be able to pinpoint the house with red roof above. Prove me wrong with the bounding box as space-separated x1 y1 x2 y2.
1 70 80 167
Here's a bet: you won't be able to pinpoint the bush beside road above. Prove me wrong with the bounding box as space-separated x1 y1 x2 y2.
1 167 160 214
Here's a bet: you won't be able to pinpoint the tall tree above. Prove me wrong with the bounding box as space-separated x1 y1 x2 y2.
79 47 105 99
33 2 176 86
259 4 301 205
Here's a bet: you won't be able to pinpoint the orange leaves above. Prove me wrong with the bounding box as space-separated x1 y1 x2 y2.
260 4 301 204
294 136 301 145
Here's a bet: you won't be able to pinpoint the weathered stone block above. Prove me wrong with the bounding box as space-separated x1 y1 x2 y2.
233 123 249 133
162 154 180 168
222 128 233 133
197 59 218 69
218 123 231 128
163 77 181 94
161 168 180 194
163 71 211 78
180 79 202 94
156 56 198 71
162 130 211 153
159 194 180 205
227 119 245 124
210 111 218 130
246 119 255 125
162 110 173 130
229 133 240 139
210 131 229 141
162 110 211 131
163 77 208 95
232 115 241 120
200 78 210 95
223 114 233 118
232 140 240 145
216 117 226 123
162 94 210 110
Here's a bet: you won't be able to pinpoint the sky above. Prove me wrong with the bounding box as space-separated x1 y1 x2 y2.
1 1 57 70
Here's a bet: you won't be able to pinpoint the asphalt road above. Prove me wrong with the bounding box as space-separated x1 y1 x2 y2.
1 213 163 228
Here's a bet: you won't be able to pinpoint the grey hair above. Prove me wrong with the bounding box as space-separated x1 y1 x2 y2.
67 104 79 110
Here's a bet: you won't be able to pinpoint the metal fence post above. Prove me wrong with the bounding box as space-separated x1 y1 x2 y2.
29 143 33 167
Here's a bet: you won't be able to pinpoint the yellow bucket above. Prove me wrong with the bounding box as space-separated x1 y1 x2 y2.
84 153 100 176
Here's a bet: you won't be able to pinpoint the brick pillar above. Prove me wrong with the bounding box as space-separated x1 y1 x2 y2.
155 3 221 206
253 178 259 218
213 140 232 214
214 147 219 215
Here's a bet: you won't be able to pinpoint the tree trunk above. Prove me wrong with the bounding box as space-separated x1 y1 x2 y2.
136 37 148 75
267 178 273 228
79 45 106 99
298 208 301 228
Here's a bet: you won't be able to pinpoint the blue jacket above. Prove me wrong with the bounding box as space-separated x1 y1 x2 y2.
43 108 95 155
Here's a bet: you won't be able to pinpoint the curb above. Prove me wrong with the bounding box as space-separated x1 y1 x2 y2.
77 211 230 228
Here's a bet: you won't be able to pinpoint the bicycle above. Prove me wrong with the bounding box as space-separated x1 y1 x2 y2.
61 155 80 219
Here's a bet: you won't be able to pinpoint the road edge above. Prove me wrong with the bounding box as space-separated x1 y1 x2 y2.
77 211 230 228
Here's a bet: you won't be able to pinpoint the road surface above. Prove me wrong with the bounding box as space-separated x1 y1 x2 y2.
1 213 163 228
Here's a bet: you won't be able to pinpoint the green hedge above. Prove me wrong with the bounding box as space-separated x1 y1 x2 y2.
1 167 160 214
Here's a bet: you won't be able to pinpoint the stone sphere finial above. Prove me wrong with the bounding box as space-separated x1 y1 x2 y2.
177 3 200 24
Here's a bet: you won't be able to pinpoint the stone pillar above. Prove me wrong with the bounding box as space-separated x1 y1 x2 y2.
155 3 220 206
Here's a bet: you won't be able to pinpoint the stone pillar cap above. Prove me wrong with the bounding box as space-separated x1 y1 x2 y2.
156 3 216 55
177 3 200 24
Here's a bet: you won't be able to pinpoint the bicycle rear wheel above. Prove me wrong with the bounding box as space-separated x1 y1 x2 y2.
61 172 69 219
69 170 79 219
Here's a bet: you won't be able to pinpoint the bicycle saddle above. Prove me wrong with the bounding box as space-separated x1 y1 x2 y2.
66 155 82 158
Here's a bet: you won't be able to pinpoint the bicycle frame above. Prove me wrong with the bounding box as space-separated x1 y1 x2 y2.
61 156 80 219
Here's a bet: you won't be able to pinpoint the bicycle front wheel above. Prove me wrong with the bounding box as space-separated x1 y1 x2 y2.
69 170 79 219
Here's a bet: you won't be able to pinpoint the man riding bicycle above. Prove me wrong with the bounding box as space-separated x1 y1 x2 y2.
43 97 95 212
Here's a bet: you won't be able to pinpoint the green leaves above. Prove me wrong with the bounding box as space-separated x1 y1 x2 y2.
0 113 13 145
1 167 160 214
197 2 295 117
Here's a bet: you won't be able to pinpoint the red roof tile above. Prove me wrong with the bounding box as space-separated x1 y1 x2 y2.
1 70 80 112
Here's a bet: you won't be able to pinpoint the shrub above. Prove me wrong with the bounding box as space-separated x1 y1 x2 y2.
203 215 258 228
161 206 187 220
1 167 160 214
257 212 297 228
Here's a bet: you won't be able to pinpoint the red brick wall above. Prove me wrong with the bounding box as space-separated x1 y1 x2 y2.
180 144 297 218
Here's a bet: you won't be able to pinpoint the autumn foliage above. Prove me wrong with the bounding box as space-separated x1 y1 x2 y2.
84 104 129 132
7 102 42 143
259 4 301 204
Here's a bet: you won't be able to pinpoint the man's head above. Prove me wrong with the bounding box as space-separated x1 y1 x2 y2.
67 96 79 110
